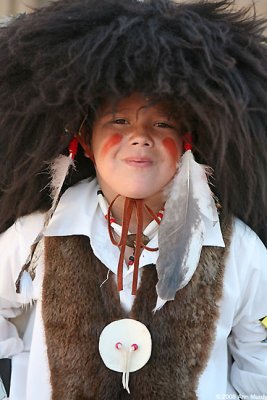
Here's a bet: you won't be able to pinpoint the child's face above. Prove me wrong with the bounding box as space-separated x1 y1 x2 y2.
91 93 183 201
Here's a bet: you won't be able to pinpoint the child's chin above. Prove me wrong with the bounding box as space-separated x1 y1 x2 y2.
119 187 162 201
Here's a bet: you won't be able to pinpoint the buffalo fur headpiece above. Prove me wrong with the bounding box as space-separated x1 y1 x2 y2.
0 0 266 245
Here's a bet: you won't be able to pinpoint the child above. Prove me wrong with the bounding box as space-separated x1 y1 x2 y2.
0 0 267 399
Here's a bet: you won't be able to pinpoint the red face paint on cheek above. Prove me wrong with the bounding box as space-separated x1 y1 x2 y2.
162 137 179 161
101 133 122 156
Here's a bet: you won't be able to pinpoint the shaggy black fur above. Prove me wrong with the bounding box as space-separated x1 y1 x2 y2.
0 0 266 245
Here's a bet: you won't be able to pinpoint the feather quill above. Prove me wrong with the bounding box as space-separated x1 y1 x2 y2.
156 150 219 301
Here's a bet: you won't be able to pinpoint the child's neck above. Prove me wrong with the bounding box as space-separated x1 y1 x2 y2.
104 192 165 233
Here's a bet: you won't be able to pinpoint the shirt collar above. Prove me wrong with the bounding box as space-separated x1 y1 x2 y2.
44 178 159 274
44 177 225 272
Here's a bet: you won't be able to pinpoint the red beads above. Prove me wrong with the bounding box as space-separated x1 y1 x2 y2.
128 255 134 266
105 214 116 224
115 342 138 351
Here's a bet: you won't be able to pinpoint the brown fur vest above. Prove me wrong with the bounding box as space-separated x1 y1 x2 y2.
42 219 232 400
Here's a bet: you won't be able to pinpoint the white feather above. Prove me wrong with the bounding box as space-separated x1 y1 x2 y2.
190 155 218 222
156 150 219 301
153 296 167 313
19 271 34 305
48 155 74 216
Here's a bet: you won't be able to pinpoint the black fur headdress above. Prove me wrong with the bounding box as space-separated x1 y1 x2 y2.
0 0 266 245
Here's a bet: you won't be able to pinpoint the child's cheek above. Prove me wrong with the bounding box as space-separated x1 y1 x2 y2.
101 133 123 156
162 137 179 162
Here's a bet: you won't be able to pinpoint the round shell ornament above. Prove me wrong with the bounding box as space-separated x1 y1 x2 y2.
99 318 152 393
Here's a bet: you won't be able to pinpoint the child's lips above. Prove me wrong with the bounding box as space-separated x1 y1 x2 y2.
123 157 153 167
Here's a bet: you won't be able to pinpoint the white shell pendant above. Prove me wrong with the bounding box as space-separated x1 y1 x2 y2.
99 319 152 394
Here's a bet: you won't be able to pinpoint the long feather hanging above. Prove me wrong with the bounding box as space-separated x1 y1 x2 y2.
16 140 77 303
156 150 219 301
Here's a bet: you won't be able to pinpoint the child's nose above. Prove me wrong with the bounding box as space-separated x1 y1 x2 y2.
129 129 153 147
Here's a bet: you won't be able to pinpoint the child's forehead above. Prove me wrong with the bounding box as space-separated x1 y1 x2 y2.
95 93 177 118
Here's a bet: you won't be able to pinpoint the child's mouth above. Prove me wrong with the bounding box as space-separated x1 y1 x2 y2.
124 157 153 167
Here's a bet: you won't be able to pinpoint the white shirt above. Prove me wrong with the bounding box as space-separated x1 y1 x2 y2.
0 178 267 399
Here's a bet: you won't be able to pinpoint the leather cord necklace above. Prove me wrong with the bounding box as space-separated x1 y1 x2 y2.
97 190 163 295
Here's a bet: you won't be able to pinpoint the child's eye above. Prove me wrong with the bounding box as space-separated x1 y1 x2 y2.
112 118 129 125
154 122 175 129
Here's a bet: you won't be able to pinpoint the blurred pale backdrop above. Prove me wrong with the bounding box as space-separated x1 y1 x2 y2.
0 0 266 16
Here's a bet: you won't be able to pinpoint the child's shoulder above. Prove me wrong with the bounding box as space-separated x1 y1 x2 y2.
0 211 45 247
227 217 267 280
231 218 265 252
0 211 45 304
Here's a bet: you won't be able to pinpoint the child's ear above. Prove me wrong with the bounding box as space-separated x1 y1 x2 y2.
76 130 95 162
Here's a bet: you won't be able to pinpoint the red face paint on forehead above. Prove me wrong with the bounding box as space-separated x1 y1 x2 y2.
101 133 122 156
162 137 179 161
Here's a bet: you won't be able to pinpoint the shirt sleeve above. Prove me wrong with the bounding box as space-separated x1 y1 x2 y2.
0 212 45 358
0 303 24 358
228 226 267 395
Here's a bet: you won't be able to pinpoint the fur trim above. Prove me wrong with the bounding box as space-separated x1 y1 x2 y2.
42 217 232 399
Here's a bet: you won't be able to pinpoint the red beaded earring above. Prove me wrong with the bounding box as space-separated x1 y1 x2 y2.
183 132 193 151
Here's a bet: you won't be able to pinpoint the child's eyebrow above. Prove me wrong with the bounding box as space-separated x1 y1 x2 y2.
97 107 177 120
97 108 129 118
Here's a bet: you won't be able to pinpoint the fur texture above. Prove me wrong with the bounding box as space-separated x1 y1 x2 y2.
0 0 266 246
42 216 232 399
